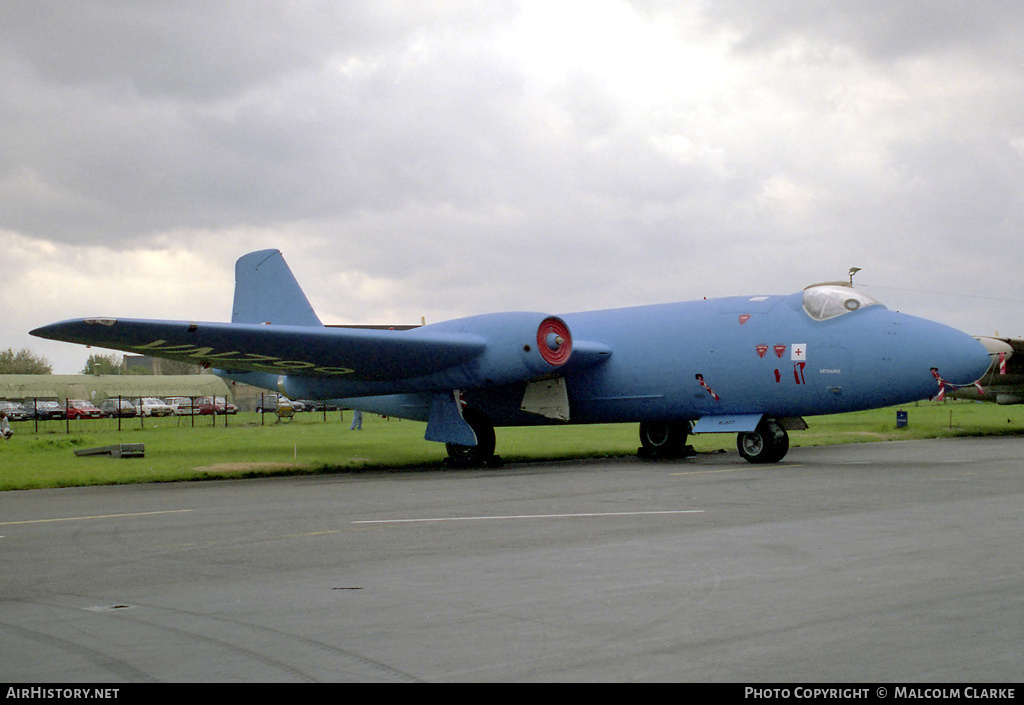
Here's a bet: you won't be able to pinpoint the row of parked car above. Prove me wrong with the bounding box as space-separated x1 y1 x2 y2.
253 394 339 414
0 397 239 421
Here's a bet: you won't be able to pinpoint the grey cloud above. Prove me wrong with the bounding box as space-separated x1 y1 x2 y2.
4 1 1024 376
705 0 1024 63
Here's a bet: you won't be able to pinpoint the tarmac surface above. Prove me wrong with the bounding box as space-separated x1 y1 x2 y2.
2 436 1023 682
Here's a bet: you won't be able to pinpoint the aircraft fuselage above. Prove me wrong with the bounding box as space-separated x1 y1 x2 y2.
328 288 990 431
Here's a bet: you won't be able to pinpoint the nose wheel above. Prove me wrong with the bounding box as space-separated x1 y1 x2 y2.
736 419 789 463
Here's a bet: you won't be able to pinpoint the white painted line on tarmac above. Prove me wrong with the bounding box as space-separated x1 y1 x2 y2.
0 509 194 526
352 509 703 525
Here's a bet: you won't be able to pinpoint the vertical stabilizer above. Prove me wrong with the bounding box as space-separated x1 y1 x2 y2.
231 249 323 326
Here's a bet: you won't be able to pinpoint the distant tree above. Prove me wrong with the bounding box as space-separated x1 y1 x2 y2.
0 348 53 374
82 353 124 375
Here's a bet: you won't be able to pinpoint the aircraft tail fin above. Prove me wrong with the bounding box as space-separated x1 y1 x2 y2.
232 249 323 327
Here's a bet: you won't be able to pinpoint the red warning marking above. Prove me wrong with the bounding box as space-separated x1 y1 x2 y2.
756 345 768 358
739 314 751 325
794 362 806 385
931 368 947 400
695 374 720 401
774 345 787 359
999 351 1007 375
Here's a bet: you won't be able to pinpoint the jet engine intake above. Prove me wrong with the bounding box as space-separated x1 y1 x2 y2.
387 311 577 390
537 317 572 366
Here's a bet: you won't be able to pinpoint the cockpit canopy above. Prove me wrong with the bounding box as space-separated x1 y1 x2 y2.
802 285 883 321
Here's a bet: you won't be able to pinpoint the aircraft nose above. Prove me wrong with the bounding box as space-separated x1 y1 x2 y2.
921 321 992 387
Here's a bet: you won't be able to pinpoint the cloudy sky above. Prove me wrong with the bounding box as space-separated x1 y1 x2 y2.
3 1 1023 373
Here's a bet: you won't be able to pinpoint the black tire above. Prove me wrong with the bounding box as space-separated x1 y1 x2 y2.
736 419 790 463
638 420 690 458
445 410 496 467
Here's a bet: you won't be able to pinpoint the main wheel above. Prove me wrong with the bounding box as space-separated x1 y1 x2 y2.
445 409 497 467
638 421 690 458
736 419 789 463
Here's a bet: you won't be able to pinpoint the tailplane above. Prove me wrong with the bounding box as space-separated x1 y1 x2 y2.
231 249 323 326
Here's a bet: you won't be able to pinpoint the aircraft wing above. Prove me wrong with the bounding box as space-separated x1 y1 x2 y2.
31 318 486 380
31 313 611 391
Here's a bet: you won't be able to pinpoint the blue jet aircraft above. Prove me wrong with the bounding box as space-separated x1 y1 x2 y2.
31 249 993 465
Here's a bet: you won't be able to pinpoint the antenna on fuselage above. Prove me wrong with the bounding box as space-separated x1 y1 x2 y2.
848 267 862 285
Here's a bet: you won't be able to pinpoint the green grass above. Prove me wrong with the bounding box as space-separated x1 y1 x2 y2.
1 402 1023 491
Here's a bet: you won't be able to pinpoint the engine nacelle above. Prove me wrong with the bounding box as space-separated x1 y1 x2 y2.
418 311 573 388
255 311 579 401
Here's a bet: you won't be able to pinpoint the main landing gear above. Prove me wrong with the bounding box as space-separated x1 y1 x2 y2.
637 421 695 459
444 409 500 468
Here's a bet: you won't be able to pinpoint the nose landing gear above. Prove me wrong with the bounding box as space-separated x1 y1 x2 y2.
736 419 790 463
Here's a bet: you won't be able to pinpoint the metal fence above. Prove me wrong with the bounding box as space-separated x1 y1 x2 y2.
2 395 347 434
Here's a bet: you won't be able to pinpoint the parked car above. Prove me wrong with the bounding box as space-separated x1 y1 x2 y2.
299 400 339 412
66 400 103 420
195 396 224 415
256 394 293 414
0 401 29 422
22 399 66 420
193 396 237 415
165 397 198 415
137 397 174 417
98 398 137 418
215 396 238 414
